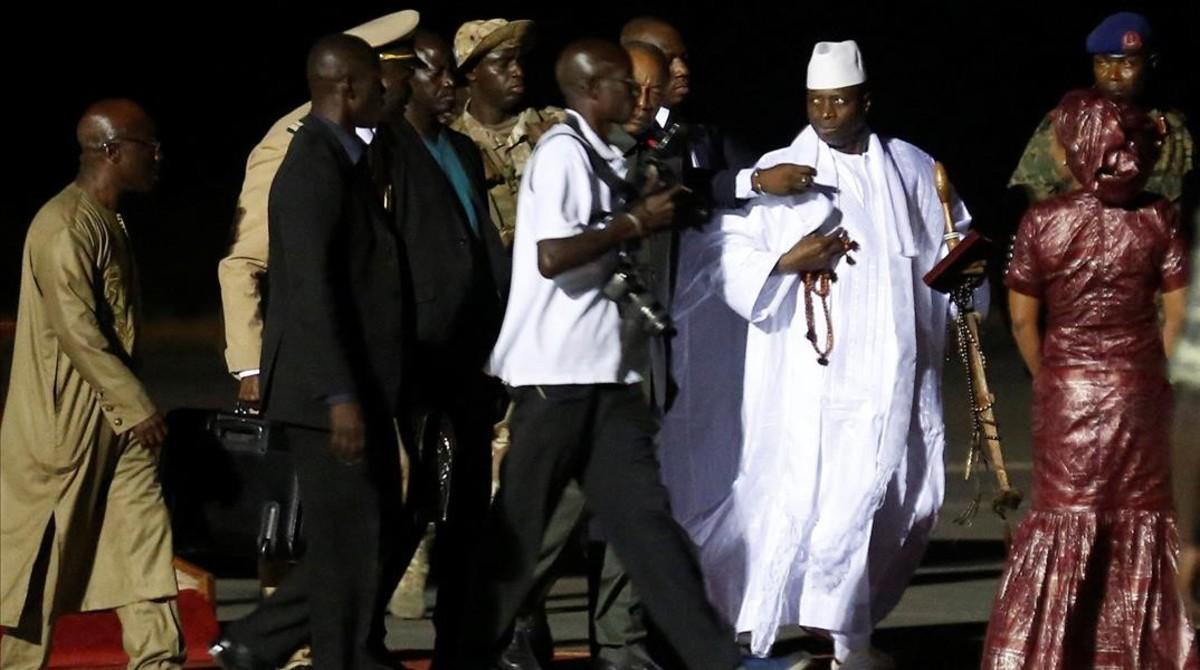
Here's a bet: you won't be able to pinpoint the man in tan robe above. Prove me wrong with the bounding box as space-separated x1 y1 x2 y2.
0 99 183 669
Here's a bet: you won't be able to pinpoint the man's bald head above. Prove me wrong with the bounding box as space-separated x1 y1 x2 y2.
77 98 154 149
555 39 636 128
555 39 628 100
77 99 160 193
306 33 384 128
307 33 378 94
619 17 689 106
623 42 669 136
412 29 451 59
620 17 682 48
625 42 668 79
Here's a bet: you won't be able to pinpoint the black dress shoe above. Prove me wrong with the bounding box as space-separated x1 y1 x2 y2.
209 638 273 670
496 635 541 670
496 611 553 670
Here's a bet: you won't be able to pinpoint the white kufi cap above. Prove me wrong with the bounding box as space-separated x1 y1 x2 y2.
807 40 866 90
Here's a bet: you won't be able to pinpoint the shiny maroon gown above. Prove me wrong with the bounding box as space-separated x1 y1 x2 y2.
981 189 1194 668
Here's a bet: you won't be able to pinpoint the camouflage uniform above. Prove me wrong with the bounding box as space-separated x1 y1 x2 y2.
1010 107 1194 202
451 105 566 247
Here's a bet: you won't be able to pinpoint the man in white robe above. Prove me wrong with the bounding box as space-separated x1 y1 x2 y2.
667 41 987 669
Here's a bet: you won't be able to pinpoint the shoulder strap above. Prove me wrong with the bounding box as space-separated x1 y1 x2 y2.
547 116 637 207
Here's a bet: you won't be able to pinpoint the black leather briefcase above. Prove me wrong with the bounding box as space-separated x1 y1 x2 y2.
159 408 302 575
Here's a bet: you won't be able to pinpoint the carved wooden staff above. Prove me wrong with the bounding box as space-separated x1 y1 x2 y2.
930 162 1023 519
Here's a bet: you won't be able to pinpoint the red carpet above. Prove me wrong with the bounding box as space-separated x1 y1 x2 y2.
0 589 599 669
0 590 218 669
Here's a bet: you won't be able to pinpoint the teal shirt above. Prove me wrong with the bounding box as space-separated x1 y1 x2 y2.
423 130 480 235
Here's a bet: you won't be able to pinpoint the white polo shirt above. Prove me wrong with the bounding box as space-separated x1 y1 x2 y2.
487 110 641 387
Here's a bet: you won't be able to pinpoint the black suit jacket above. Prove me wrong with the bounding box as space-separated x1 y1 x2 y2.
259 115 407 430
641 110 758 207
377 119 509 389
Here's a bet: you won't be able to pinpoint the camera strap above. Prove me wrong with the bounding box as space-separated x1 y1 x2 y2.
544 115 639 210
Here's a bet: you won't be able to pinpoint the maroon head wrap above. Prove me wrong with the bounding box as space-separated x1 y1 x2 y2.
1052 88 1160 205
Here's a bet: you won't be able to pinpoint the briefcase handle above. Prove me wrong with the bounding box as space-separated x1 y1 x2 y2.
207 413 274 454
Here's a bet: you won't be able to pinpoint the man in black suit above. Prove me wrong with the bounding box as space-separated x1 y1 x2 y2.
619 16 817 209
211 33 406 670
375 29 509 670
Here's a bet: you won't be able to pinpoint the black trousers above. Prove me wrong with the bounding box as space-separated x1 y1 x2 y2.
226 422 405 670
429 372 505 669
458 383 741 670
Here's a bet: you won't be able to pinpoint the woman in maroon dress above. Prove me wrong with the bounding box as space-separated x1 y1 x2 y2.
982 89 1193 669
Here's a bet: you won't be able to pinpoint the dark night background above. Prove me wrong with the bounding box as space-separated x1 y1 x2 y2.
3 0 1196 320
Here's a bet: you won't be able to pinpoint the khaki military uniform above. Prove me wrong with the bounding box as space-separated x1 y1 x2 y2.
1010 107 1194 202
451 105 565 247
217 104 310 375
0 184 182 669
218 9 420 376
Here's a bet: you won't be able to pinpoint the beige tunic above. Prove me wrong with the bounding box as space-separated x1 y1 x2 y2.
0 183 176 626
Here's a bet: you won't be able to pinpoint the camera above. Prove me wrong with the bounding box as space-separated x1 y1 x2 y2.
639 124 711 229
587 125 687 339
603 247 674 337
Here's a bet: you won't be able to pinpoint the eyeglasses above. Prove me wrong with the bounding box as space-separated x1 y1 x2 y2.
90 136 163 158
380 52 417 62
